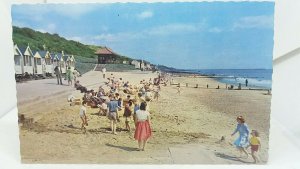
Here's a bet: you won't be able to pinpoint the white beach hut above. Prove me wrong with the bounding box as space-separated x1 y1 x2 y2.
41 51 53 74
13 44 24 74
19 45 34 74
33 51 43 75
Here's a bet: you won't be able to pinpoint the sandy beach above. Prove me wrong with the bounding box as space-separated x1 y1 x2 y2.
17 70 271 164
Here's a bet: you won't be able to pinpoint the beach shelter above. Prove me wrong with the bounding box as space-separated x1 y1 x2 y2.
41 51 53 74
65 55 76 70
19 45 34 74
33 51 43 75
51 53 60 74
57 52 66 74
37 50 52 75
13 44 24 74
95 47 119 64
70 55 76 69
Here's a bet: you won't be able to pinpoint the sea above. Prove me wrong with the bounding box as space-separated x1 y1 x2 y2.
179 69 273 89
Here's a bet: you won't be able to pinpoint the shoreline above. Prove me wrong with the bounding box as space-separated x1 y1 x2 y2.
166 72 271 91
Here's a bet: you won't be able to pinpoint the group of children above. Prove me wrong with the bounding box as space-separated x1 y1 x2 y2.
76 73 162 150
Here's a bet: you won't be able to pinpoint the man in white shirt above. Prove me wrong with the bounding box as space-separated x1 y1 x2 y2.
102 67 106 78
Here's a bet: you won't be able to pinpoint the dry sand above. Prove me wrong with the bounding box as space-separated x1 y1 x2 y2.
17 70 271 164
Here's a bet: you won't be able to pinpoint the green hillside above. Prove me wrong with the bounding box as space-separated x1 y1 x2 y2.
13 26 96 58
12 26 135 74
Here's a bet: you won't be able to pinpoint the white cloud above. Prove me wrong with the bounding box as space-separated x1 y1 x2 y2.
12 4 97 20
88 22 204 44
147 23 202 36
93 32 141 43
12 20 27 28
68 36 82 42
46 23 57 33
137 10 153 19
52 4 97 19
36 29 47 33
209 27 223 33
233 15 274 30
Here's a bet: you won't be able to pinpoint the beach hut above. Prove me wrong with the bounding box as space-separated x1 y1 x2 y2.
95 47 118 64
65 55 76 71
51 53 59 73
52 53 66 74
19 45 34 74
70 55 76 69
41 51 53 74
33 51 43 75
13 44 24 74
36 50 52 75
58 52 66 74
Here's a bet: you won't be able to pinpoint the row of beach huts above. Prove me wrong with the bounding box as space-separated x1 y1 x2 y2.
13 44 76 76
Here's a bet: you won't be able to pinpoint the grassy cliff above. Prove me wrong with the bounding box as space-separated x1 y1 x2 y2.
12 26 134 74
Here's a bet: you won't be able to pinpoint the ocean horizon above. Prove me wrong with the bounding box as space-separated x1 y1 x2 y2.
173 68 273 89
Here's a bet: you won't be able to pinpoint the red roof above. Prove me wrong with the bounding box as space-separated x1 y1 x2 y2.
95 47 118 55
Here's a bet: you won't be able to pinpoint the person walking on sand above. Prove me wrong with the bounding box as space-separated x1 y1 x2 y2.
107 95 119 134
54 66 62 85
134 102 152 151
153 85 160 101
102 67 106 79
79 101 88 133
231 116 250 158
177 85 181 95
249 130 261 163
66 67 73 86
123 100 133 132
245 79 248 87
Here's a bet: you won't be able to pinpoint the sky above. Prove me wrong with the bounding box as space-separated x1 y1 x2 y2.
11 2 274 69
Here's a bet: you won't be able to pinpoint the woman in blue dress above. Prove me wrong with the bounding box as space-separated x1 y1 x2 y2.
231 116 250 158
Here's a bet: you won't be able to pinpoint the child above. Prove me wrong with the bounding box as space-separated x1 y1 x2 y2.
250 130 261 163
79 101 88 133
123 100 133 132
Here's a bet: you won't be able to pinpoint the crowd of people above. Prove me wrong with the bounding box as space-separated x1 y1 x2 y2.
71 71 262 161
72 72 165 151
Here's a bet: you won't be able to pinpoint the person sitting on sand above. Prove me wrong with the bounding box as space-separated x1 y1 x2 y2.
98 100 108 116
79 101 88 133
134 102 152 151
107 95 119 134
145 90 153 102
231 116 250 158
74 80 81 89
249 130 261 163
